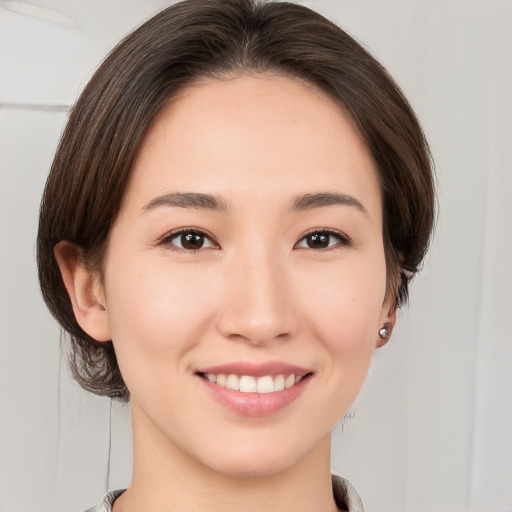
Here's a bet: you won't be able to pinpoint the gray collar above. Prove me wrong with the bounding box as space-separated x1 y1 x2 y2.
84 475 364 512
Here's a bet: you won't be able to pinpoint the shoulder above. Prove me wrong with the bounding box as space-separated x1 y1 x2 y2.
332 475 365 512
83 490 125 512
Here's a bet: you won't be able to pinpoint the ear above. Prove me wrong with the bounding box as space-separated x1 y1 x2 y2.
54 241 111 342
375 304 397 349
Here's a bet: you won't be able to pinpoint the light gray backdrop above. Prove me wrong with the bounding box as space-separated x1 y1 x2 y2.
0 1 511 511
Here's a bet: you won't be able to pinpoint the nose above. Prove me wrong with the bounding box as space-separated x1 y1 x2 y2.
216 248 297 346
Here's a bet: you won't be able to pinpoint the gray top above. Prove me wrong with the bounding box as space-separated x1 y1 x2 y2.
84 475 365 512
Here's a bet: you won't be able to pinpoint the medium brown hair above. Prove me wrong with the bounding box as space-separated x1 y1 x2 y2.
37 0 435 400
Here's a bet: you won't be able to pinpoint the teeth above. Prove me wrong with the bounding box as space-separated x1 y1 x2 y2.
203 373 305 393
274 374 285 391
285 374 295 388
256 375 274 393
226 374 239 391
239 375 257 392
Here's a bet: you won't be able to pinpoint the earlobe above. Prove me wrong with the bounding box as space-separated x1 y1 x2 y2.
54 241 111 342
376 306 397 348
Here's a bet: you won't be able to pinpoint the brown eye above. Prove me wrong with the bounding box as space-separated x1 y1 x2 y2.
296 230 350 250
306 232 329 249
163 229 217 251
181 232 205 250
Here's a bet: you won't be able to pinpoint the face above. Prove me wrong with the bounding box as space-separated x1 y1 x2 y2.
98 75 393 477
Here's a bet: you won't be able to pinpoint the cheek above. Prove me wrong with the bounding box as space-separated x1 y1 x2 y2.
298 254 387 345
304 258 386 412
296 251 387 414
103 256 219 378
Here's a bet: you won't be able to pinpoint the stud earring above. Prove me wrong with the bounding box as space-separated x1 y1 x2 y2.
378 324 392 339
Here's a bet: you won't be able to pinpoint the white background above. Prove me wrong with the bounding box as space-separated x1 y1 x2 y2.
0 1 511 511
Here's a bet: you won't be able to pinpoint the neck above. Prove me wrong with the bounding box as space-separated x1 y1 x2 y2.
115 404 339 512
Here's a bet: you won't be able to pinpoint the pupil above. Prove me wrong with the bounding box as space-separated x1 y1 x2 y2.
182 233 203 250
308 232 329 248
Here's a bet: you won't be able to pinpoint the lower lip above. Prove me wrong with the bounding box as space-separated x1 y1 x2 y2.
199 376 311 417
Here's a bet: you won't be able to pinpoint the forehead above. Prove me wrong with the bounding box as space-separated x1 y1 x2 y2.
123 74 381 218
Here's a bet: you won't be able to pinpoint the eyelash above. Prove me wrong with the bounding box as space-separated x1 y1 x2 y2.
159 228 219 253
294 229 352 250
158 228 351 253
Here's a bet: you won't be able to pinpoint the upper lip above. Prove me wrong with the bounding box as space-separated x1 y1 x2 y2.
196 361 312 378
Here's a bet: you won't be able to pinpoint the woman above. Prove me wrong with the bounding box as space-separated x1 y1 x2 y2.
37 0 435 510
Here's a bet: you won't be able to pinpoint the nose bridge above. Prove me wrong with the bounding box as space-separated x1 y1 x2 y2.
217 242 295 344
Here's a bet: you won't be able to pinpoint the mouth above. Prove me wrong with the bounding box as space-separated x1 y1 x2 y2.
195 362 313 416
196 372 309 394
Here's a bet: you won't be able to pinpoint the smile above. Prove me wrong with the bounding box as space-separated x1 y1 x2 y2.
199 373 304 394
196 362 313 416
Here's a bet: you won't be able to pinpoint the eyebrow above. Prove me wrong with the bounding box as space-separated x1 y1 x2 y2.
143 191 367 216
290 192 368 215
143 192 229 213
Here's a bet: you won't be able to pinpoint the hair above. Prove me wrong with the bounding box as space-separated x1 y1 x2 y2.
37 0 435 400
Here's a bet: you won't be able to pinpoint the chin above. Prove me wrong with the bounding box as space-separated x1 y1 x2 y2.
194 435 320 480
208 457 294 479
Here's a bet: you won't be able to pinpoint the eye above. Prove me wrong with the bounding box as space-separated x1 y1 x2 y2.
160 229 218 252
295 230 350 250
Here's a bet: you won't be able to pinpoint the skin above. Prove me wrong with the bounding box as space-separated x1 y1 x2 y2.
56 74 396 512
